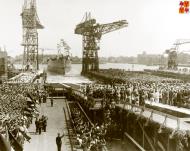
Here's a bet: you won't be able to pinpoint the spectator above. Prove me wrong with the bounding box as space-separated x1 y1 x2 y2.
50 98 54 107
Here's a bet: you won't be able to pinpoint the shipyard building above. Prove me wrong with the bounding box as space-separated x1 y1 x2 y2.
0 50 7 82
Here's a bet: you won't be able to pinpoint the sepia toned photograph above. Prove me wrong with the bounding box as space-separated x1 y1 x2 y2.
1 0 190 151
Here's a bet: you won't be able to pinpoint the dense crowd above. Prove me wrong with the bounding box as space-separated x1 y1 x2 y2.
75 71 190 150
81 72 190 108
8 72 38 83
0 82 47 150
71 106 107 151
96 69 181 81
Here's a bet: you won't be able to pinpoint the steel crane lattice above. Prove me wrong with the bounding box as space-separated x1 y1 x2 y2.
21 0 44 71
75 12 128 74
165 39 190 70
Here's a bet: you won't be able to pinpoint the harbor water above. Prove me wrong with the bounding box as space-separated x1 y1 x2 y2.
15 63 159 84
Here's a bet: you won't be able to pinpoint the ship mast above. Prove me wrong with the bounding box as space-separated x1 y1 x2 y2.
57 39 71 56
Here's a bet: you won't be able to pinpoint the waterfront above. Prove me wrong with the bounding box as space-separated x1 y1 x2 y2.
1 0 190 150
14 63 158 151
15 63 159 84
10 63 190 150
3 63 190 151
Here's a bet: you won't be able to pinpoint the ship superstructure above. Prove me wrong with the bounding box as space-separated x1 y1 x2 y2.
47 39 71 74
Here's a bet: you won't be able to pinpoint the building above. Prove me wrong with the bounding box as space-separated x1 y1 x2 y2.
0 50 8 82
137 51 166 65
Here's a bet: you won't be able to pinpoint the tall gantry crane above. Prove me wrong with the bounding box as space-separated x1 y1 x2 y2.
165 39 190 70
75 13 128 74
21 0 44 71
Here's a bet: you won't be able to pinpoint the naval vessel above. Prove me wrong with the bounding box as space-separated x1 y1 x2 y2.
47 39 71 74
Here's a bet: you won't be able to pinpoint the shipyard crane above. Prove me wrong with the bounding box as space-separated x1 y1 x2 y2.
165 39 190 70
173 39 190 51
21 0 44 71
75 12 128 74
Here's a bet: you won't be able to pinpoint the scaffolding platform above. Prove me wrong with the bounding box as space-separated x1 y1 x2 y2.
116 102 190 131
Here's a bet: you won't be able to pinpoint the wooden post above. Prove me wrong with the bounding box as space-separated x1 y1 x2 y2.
177 118 180 130
143 123 145 148
93 110 96 123
167 135 170 151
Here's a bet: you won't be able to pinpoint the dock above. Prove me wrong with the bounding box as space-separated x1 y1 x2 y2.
24 98 72 151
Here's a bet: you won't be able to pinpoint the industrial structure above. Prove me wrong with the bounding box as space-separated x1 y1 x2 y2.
166 39 190 70
75 12 128 74
0 49 8 82
21 0 44 71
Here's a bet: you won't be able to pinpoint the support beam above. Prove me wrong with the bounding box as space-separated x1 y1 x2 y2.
124 132 146 151
138 122 157 151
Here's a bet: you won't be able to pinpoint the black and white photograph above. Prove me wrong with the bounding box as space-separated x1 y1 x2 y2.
1 0 190 151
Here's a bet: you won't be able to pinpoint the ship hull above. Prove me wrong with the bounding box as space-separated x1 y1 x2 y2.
47 58 71 75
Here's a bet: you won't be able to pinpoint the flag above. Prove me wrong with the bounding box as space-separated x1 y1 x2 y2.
20 131 31 142
8 131 23 151
24 107 32 112
0 133 11 151
26 93 35 102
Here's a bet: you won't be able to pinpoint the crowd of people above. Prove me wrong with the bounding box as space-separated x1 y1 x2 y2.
8 72 38 83
81 71 190 108
74 70 190 150
0 82 47 150
71 106 107 151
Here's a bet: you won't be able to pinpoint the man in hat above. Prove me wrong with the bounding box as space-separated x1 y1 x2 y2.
50 97 54 107
42 115 48 132
38 118 43 135
56 132 64 151
35 118 39 134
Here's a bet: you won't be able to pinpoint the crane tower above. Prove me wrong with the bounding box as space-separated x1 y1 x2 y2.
21 0 44 71
166 39 190 70
75 13 128 74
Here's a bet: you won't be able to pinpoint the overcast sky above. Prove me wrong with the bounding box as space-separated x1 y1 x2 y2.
1 0 190 57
